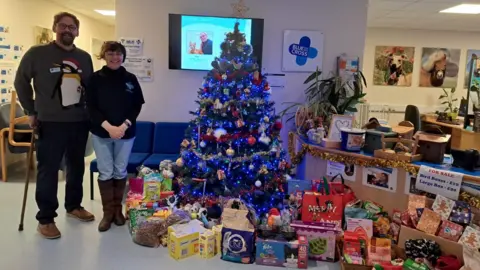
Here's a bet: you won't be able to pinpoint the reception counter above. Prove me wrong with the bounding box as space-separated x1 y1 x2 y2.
288 132 480 213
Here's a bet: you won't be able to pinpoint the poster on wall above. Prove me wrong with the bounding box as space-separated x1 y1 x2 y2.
362 167 397 193
326 161 356 182
404 173 435 199
33 26 53 45
373 46 414 87
123 57 153 82
282 30 323 72
119 37 143 56
0 62 15 103
419 47 460 88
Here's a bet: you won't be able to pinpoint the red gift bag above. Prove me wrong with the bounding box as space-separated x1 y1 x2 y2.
312 174 356 208
301 178 344 227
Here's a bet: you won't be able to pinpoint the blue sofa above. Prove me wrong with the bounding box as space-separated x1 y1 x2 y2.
142 122 189 168
89 121 155 200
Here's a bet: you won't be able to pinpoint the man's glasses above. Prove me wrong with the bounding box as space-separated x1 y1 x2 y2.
57 23 77 31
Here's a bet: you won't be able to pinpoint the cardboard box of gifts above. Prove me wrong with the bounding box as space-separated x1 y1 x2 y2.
397 225 464 264
256 235 308 268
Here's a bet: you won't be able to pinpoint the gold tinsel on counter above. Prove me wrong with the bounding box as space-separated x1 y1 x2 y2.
459 191 480 209
288 132 419 175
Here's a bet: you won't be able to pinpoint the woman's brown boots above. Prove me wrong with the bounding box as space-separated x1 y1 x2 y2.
97 179 127 232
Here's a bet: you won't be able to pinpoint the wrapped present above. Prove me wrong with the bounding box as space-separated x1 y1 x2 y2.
437 220 463 242
432 195 455 220
458 226 480 250
449 200 472 225
408 195 427 215
401 210 413 227
416 209 441 235
367 238 391 266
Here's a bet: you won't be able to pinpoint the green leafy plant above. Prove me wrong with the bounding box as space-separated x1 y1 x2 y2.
280 67 367 131
439 88 459 113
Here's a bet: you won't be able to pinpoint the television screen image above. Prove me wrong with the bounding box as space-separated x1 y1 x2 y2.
169 14 264 71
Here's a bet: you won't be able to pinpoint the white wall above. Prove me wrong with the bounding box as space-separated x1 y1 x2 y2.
0 0 114 60
0 0 114 168
363 27 479 111
115 0 369 127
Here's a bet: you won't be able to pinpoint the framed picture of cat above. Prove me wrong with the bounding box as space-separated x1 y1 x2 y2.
328 114 354 141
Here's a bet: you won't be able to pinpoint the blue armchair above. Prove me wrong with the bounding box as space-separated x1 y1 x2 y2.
89 121 155 200
141 122 189 168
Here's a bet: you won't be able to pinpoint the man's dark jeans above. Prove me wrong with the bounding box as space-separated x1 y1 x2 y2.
35 121 89 224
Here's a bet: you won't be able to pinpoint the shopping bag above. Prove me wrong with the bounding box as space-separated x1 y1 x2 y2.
313 174 356 208
301 178 343 227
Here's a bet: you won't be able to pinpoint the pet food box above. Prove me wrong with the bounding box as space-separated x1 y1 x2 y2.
199 230 216 259
168 220 206 260
291 221 340 262
212 225 223 255
256 236 308 269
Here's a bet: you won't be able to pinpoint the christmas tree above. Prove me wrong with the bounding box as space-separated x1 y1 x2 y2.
173 23 290 215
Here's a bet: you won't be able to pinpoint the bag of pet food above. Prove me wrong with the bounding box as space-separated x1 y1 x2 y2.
221 227 255 264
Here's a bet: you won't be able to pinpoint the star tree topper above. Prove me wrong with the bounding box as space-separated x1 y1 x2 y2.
231 0 249 18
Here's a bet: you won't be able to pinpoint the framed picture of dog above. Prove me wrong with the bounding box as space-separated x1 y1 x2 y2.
373 46 414 87
419 47 460 88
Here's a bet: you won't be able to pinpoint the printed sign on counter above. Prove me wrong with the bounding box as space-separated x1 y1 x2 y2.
415 165 463 200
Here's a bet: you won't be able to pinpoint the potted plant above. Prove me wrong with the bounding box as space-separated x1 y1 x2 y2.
439 88 459 120
280 67 367 136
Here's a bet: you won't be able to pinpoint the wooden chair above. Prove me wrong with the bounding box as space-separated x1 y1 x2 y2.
0 91 34 182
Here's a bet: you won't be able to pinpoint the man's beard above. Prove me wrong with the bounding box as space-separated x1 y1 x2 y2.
60 32 74 46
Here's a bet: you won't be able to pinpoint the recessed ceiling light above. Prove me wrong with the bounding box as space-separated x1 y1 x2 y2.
440 4 480 14
95 10 115 16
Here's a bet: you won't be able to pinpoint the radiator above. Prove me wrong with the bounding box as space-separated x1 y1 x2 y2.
355 103 441 127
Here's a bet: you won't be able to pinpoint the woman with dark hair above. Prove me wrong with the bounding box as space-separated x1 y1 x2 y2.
86 41 145 232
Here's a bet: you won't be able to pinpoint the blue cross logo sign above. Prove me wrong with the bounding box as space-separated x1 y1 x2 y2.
288 36 318 66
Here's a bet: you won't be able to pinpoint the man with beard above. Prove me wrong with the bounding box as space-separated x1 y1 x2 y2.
14 12 94 239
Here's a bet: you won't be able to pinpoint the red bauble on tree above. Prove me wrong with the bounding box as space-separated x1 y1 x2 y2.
273 120 283 130
247 136 256 146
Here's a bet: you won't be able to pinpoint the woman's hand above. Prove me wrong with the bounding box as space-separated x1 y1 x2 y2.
101 121 124 139
107 126 125 139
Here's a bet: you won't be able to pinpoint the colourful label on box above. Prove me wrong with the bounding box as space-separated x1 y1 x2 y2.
291 221 339 262
256 236 308 269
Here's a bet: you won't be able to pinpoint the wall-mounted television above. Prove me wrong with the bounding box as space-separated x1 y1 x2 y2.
169 14 264 71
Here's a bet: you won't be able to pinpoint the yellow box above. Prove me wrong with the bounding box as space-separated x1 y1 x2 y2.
212 225 223 255
168 221 206 260
199 230 216 259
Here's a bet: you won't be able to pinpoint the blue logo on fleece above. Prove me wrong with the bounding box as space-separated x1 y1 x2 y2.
288 36 318 66
125 82 134 93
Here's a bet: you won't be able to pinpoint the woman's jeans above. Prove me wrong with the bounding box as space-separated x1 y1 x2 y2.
91 134 135 181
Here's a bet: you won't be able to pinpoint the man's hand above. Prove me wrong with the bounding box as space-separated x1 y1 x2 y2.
28 115 38 128
107 126 125 140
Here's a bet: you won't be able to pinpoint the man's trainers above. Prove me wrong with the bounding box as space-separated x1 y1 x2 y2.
37 223 61 239
67 208 95 222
